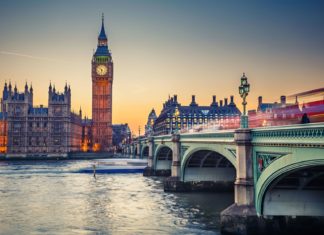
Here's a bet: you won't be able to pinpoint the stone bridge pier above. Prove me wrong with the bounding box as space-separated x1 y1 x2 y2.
130 144 135 158
136 142 141 159
163 134 184 190
220 129 259 235
143 137 155 176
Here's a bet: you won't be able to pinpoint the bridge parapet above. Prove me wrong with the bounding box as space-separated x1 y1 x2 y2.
152 135 172 144
251 123 324 146
180 130 235 143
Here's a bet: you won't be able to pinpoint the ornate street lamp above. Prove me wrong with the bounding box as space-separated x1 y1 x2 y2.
239 72 250 128
174 106 180 133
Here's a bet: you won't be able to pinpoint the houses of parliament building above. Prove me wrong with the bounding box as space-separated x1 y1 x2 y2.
0 16 114 156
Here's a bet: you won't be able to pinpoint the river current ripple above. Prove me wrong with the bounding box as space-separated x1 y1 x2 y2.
0 160 233 234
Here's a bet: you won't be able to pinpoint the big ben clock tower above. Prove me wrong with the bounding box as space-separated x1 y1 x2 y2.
92 14 113 151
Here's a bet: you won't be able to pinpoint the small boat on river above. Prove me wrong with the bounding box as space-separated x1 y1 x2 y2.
78 158 148 174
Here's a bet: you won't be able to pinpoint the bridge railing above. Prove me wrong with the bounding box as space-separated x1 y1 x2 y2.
179 129 235 143
153 135 172 141
124 122 324 149
251 122 324 146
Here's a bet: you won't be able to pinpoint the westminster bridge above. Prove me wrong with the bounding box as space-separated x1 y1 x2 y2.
122 123 324 234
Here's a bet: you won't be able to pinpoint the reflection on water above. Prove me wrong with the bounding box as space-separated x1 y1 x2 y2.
0 160 233 234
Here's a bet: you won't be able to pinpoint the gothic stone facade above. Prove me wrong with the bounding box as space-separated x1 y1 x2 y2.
0 82 82 156
0 112 7 153
145 108 157 136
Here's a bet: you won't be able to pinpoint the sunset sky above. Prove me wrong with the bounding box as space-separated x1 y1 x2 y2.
1 0 324 134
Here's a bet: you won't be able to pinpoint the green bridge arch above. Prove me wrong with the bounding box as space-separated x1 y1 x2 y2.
153 143 173 170
140 144 149 158
255 147 324 215
180 143 237 181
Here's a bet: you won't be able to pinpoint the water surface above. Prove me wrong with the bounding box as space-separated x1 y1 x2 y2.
0 160 233 234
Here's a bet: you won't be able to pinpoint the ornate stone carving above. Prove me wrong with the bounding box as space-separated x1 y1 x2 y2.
256 152 287 178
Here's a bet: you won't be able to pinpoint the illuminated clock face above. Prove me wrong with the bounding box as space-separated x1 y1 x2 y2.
96 65 108 76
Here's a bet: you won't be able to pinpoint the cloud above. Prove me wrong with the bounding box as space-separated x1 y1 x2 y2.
0 51 68 64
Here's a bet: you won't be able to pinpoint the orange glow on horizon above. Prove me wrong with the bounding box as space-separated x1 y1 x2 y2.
1 2 324 135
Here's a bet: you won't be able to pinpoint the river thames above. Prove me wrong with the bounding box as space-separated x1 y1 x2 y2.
0 160 233 234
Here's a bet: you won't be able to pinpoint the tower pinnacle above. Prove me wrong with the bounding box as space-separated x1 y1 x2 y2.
94 13 110 57
98 13 107 41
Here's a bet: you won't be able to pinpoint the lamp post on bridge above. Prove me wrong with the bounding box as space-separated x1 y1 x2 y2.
239 72 250 128
221 73 255 235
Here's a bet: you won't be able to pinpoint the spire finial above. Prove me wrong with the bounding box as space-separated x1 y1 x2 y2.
102 13 104 24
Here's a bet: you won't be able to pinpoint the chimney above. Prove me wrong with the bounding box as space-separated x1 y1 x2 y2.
224 98 228 106
211 95 218 107
230 95 234 104
258 96 263 106
190 95 198 106
280 95 286 104
174 95 177 103
220 100 223 107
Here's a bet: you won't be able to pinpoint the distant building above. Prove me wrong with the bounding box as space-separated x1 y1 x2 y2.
153 95 241 135
112 124 131 150
0 82 82 156
0 112 7 153
81 117 93 152
145 109 157 136
248 95 302 128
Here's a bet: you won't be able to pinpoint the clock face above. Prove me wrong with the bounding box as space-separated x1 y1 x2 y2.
96 65 108 76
